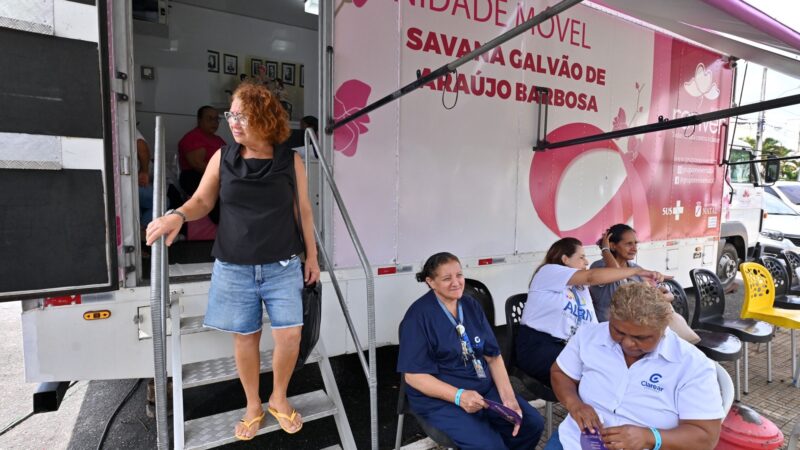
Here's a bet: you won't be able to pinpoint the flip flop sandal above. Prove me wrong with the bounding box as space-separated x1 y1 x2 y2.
234 411 265 441
268 406 303 434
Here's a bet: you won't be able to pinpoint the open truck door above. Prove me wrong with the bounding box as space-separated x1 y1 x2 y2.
0 1 119 302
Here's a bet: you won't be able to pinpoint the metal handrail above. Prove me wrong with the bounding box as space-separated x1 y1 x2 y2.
304 128 378 450
149 116 170 449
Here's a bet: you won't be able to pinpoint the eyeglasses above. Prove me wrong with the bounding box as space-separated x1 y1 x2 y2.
224 111 248 126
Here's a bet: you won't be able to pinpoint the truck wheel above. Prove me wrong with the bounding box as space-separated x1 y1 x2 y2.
717 243 739 290
464 280 494 326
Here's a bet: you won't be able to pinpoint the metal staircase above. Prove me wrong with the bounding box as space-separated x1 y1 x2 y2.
148 116 376 449
169 304 354 450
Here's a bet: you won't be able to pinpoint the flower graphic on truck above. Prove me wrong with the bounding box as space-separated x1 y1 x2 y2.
611 82 646 156
335 0 368 15
683 63 720 105
333 79 372 157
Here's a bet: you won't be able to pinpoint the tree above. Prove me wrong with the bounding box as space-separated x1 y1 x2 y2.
741 136 799 181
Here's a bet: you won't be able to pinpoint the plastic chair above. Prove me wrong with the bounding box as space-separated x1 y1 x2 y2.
715 362 735 415
394 374 457 450
663 279 743 364
503 293 558 439
689 269 774 396
788 418 800 450
758 256 800 310
780 249 800 296
740 262 800 388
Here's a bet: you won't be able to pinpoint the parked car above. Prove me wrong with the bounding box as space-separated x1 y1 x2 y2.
759 192 800 255
765 181 800 215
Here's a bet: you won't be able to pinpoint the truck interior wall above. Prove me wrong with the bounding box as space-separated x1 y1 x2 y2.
131 2 318 174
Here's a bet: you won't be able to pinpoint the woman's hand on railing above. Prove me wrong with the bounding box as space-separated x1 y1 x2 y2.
146 214 183 246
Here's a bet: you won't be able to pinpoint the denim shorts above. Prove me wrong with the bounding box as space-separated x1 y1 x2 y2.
204 257 304 334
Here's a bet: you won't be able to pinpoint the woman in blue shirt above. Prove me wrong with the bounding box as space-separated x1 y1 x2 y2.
398 252 544 450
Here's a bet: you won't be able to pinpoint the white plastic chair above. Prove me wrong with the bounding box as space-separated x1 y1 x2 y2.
715 362 735 415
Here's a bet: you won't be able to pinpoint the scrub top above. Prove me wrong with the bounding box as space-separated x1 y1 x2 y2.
397 290 500 414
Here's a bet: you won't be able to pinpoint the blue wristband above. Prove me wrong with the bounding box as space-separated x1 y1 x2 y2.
650 427 662 450
454 388 464 406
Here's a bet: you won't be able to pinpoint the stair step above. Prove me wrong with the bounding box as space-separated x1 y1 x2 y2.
183 389 337 450
183 349 321 389
180 315 271 335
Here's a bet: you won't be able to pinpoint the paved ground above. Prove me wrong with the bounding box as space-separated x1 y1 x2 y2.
1 277 799 449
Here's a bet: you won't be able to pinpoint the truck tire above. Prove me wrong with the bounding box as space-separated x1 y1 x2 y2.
717 242 739 290
464 279 494 326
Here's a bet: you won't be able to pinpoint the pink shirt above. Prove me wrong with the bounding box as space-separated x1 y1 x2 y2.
177 127 226 171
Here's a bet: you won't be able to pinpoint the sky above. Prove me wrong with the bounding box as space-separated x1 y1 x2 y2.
730 1 800 151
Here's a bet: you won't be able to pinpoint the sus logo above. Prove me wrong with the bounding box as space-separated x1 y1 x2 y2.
333 80 372 157
683 63 720 102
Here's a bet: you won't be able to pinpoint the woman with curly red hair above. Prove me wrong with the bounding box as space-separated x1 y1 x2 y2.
146 81 319 440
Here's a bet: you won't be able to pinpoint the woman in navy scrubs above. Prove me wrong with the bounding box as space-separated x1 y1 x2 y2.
398 252 544 450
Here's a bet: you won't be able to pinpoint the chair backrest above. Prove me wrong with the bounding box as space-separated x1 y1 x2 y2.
663 279 690 322
759 256 789 297
503 293 528 370
688 268 728 327
781 249 800 287
739 262 776 319
715 362 735 415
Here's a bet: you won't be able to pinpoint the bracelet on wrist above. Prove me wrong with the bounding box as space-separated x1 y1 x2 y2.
601 247 611 253
454 388 464 406
165 209 187 223
650 427 662 450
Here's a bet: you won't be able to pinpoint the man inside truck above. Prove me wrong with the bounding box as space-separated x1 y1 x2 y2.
177 105 227 223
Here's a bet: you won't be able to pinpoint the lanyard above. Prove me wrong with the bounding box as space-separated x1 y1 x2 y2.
436 298 487 378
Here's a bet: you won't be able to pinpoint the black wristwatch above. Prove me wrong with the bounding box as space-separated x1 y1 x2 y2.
165 209 187 223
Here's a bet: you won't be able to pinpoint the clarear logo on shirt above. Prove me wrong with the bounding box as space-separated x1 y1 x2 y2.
641 373 664 392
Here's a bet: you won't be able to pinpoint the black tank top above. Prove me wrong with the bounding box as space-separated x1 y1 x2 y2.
212 143 304 264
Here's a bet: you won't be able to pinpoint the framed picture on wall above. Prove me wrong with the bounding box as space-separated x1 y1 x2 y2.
282 63 295 86
223 54 238 75
250 59 263 77
265 60 278 80
207 50 219 73
300 65 304 88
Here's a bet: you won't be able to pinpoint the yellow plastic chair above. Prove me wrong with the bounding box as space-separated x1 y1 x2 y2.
740 262 800 387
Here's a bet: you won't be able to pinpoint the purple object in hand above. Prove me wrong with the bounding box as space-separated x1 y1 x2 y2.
483 399 522 426
580 431 610 450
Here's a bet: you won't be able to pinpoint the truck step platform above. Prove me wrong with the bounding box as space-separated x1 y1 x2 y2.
183 349 321 389
183 389 337 450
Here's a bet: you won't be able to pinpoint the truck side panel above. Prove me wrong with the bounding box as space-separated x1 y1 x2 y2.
330 1 732 270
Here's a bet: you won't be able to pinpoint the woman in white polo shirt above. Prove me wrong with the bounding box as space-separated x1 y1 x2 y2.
546 282 724 450
516 238 664 386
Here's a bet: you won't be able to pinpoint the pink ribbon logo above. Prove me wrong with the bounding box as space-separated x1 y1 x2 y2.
333 79 372 157
530 123 652 243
